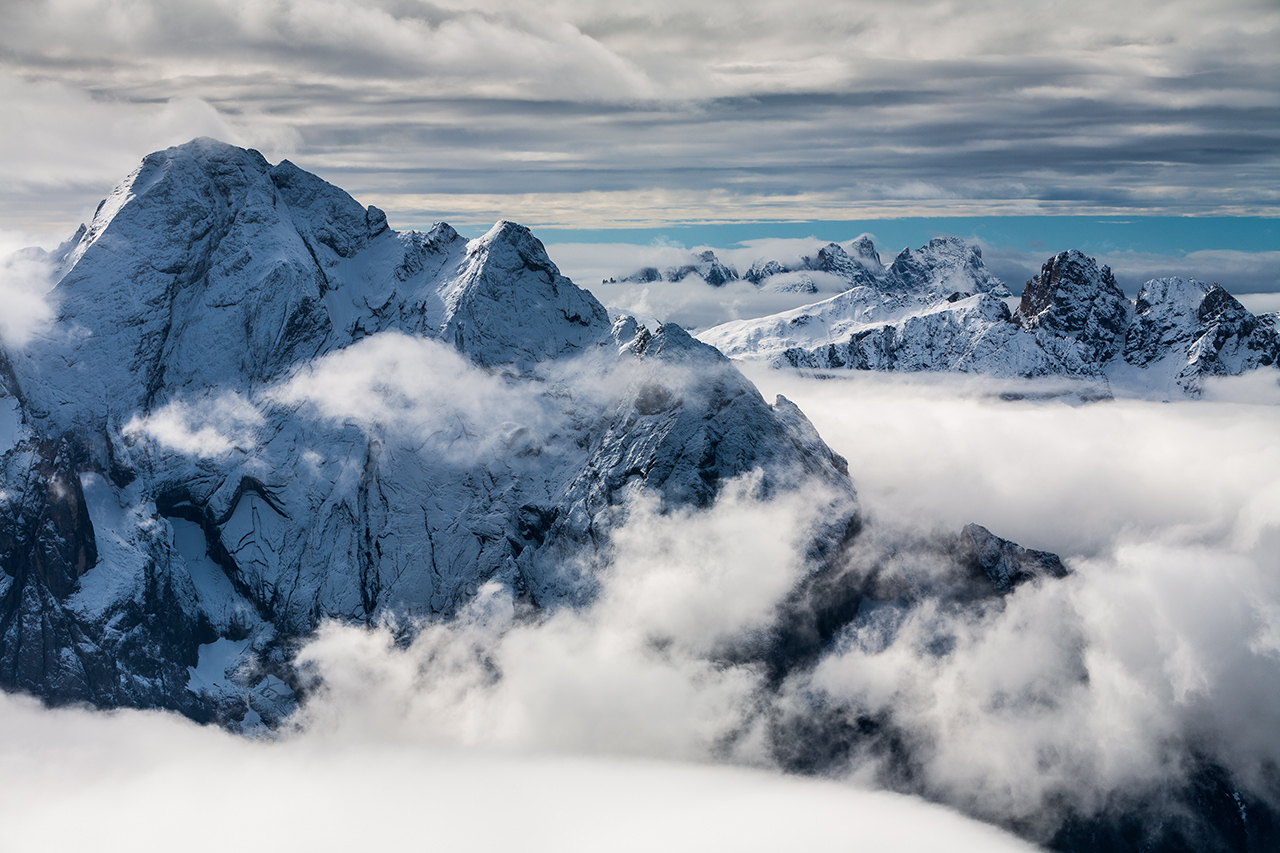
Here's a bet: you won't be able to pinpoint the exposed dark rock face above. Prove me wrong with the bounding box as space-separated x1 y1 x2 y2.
809 242 882 289
959 523 1067 592
745 259 787 284
1014 249 1130 364
661 250 739 286
0 438 97 600
0 430 207 714
620 265 662 283
1049 762 1280 853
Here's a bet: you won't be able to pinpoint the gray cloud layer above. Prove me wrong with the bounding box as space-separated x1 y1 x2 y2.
2 0 1277 236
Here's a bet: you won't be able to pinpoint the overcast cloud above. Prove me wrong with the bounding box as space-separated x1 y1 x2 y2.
2 0 1277 239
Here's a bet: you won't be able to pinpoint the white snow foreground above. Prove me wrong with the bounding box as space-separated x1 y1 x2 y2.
0 139 856 724
700 249 1280 399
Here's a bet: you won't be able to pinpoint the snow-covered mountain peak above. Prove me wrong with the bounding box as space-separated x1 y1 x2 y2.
637 322 729 365
1013 249 1128 364
848 235 882 267
810 242 881 288
1123 276 1278 385
269 157 387 259
443 220 612 368
64 138 274 274
888 236 1010 297
0 139 872 724
1123 277 1212 367
13 144 627 435
17 140 352 432
71 138 383 282
1014 250 1119 324
1135 275 1210 308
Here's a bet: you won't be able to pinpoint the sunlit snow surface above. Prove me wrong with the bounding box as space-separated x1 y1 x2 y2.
0 694 1034 853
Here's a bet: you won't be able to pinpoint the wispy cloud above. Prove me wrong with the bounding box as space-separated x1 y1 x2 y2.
123 392 265 458
0 234 58 348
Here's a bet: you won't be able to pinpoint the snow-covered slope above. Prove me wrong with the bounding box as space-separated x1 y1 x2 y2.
0 139 865 722
701 249 1280 398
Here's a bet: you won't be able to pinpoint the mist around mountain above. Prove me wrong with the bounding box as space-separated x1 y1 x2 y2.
1 139 1277 852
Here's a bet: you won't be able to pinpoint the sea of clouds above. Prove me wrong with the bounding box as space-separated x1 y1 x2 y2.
5 352 1274 848
272 363 1280 840
745 367 1280 834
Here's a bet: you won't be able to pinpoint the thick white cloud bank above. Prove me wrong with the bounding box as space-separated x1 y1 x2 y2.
0 694 1036 852
290 479 822 757
741 368 1280 557
281 366 1280 840
746 369 1280 826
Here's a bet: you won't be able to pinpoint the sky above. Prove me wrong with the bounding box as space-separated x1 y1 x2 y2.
1 0 1277 292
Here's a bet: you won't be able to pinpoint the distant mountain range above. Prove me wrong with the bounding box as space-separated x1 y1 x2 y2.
613 237 1279 399
614 235 1010 297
